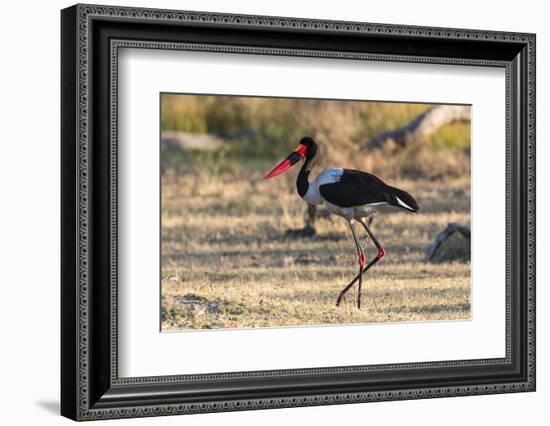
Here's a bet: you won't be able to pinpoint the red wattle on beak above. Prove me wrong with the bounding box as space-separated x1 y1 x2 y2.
264 159 292 179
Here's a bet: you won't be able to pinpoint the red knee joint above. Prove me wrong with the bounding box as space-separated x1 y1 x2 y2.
377 247 386 259
359 251 366 267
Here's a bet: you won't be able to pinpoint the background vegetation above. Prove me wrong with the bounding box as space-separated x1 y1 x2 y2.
160 94 471 330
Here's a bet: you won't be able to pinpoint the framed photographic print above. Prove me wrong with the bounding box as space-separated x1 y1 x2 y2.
61 4 536 421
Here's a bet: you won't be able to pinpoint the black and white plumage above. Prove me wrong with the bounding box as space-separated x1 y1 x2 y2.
264 136 419 308
304 167 418 217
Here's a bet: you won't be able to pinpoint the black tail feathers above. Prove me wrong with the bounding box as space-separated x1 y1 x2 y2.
389 186 419 212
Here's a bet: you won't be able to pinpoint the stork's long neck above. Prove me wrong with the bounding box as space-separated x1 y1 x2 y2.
296 156 314 198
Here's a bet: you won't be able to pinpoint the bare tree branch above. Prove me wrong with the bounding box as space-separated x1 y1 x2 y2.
368 105 471 150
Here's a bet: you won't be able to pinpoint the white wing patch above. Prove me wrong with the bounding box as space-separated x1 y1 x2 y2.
303 168 343 205
395 196 415 211
316 168 344 185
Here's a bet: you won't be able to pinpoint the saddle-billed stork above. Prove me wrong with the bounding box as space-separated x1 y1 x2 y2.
264 136 419 309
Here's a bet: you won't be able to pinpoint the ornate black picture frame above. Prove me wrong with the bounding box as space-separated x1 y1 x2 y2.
61 4 535 421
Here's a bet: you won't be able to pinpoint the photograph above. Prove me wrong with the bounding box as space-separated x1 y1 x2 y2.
58 3 535 420
160 94 472 331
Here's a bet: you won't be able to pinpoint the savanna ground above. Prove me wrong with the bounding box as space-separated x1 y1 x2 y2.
161 167 471 330
160 95 471 330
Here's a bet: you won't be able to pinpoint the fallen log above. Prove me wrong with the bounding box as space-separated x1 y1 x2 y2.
369 105 471 150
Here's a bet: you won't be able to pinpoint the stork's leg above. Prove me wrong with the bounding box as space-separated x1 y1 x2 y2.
361 216 374 258
336 218 385 308
360 218 385 259
359 216 374 254
336 221 366 308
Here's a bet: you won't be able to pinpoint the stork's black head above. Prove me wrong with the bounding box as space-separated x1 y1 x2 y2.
299 136 318 161
264 136 318 179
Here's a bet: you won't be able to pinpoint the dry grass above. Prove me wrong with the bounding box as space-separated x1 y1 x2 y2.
161 167 471 331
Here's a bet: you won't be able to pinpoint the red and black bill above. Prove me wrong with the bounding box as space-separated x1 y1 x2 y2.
264 144 307 179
